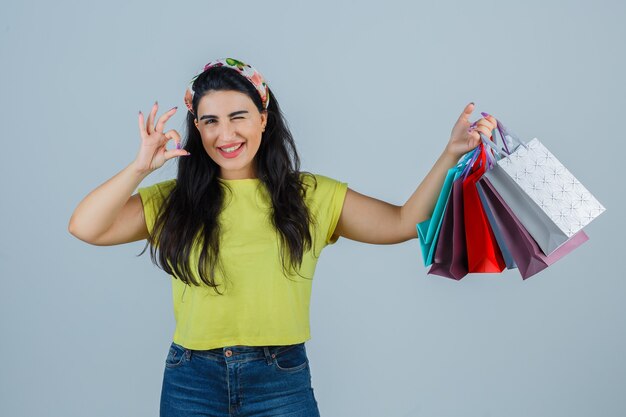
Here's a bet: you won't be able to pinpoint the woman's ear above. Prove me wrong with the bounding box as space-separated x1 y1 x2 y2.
261 110 268 131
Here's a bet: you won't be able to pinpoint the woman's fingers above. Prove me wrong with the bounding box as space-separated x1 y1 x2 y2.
473 117 495 129
163 129 183 150
456 102 475 126
163 148 191 161
138 111 146 138
146 101 158 134
138 102 177 140
163 130 190 160
470 116 497 137
480 115 497 129
155 106 178 133
474 123 492 137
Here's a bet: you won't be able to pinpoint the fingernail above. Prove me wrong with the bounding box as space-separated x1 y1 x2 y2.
185 152 191 156
481 112 491 118
176 143 181 149
155 100 158 106
470 102 475 105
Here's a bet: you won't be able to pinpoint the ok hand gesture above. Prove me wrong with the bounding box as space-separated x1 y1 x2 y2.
133 101 190 174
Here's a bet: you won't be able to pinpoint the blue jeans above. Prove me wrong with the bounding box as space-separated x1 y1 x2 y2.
160 341 321 417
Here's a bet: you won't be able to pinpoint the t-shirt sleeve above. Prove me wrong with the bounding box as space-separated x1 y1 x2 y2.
308 174 348 246
137 179 177 235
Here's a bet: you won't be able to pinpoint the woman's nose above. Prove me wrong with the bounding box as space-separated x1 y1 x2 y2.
217 121 237 141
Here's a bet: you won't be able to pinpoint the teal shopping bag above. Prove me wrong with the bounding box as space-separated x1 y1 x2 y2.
417 152 473 266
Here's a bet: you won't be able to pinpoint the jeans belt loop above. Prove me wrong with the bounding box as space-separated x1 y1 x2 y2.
263 347 272 365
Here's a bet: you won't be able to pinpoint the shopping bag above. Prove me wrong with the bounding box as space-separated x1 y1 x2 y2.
428 178 468 280
462 144 506 273
476 182 517 270
417 153 473 266
477 177 589 279
483 164 568 255
487 130 605 255
417 168 457 266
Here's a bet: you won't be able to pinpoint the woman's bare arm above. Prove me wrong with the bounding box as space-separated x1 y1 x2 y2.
68 162 150 245
68 102 188 246
333 149 459 244
333 103 497 245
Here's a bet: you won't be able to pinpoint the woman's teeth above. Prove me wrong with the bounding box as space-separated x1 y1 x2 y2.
221 143 243 153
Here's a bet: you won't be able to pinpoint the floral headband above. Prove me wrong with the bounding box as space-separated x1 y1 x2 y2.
183 58 271 116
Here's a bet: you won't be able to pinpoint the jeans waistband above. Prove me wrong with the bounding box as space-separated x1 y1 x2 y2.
173 342 305 364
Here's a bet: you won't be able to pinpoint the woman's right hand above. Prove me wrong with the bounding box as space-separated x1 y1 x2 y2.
133 101 190 174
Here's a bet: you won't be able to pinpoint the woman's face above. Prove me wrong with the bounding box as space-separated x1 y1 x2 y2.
194 90 267 180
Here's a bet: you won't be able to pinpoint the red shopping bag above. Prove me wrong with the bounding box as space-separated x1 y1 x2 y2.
462 144 506 273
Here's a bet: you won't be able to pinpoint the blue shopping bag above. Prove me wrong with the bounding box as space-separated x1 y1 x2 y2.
417 152 473 266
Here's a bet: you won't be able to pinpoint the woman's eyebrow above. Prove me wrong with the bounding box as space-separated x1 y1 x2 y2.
199 110 249 120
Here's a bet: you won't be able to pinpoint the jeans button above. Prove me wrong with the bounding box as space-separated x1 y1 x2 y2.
225 349 233 357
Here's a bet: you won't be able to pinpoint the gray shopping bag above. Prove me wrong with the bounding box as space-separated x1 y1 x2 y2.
486 137 605 255
483 164 570 255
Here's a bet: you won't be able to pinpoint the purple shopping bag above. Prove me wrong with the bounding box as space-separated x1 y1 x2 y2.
477 177 589 279
428 178 468 280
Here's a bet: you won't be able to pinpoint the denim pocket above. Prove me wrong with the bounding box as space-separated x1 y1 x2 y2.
165 342 186 369
273 343 309 373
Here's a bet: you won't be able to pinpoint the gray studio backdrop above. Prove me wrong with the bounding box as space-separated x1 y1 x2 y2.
2 1 624 416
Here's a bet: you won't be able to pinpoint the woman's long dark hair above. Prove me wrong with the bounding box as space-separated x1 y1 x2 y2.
139 65 318 295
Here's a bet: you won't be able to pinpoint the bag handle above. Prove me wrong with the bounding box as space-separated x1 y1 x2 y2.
495 119 528 155
461 141 490 181
461 127 501 179
457 114 524 177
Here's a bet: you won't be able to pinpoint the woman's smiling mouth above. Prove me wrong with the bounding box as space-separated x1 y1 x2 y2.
217 142 245 158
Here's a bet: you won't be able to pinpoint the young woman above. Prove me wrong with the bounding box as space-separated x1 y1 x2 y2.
68 57 496 416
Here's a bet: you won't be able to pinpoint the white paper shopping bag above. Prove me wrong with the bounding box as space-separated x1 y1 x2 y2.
495 138 605 254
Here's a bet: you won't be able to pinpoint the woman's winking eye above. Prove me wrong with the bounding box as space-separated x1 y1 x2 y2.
204 116 245 125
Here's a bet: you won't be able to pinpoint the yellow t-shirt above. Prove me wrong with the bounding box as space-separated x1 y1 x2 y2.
137 173 348 350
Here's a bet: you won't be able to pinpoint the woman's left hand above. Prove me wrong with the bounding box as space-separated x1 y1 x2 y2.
445 102 498 159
